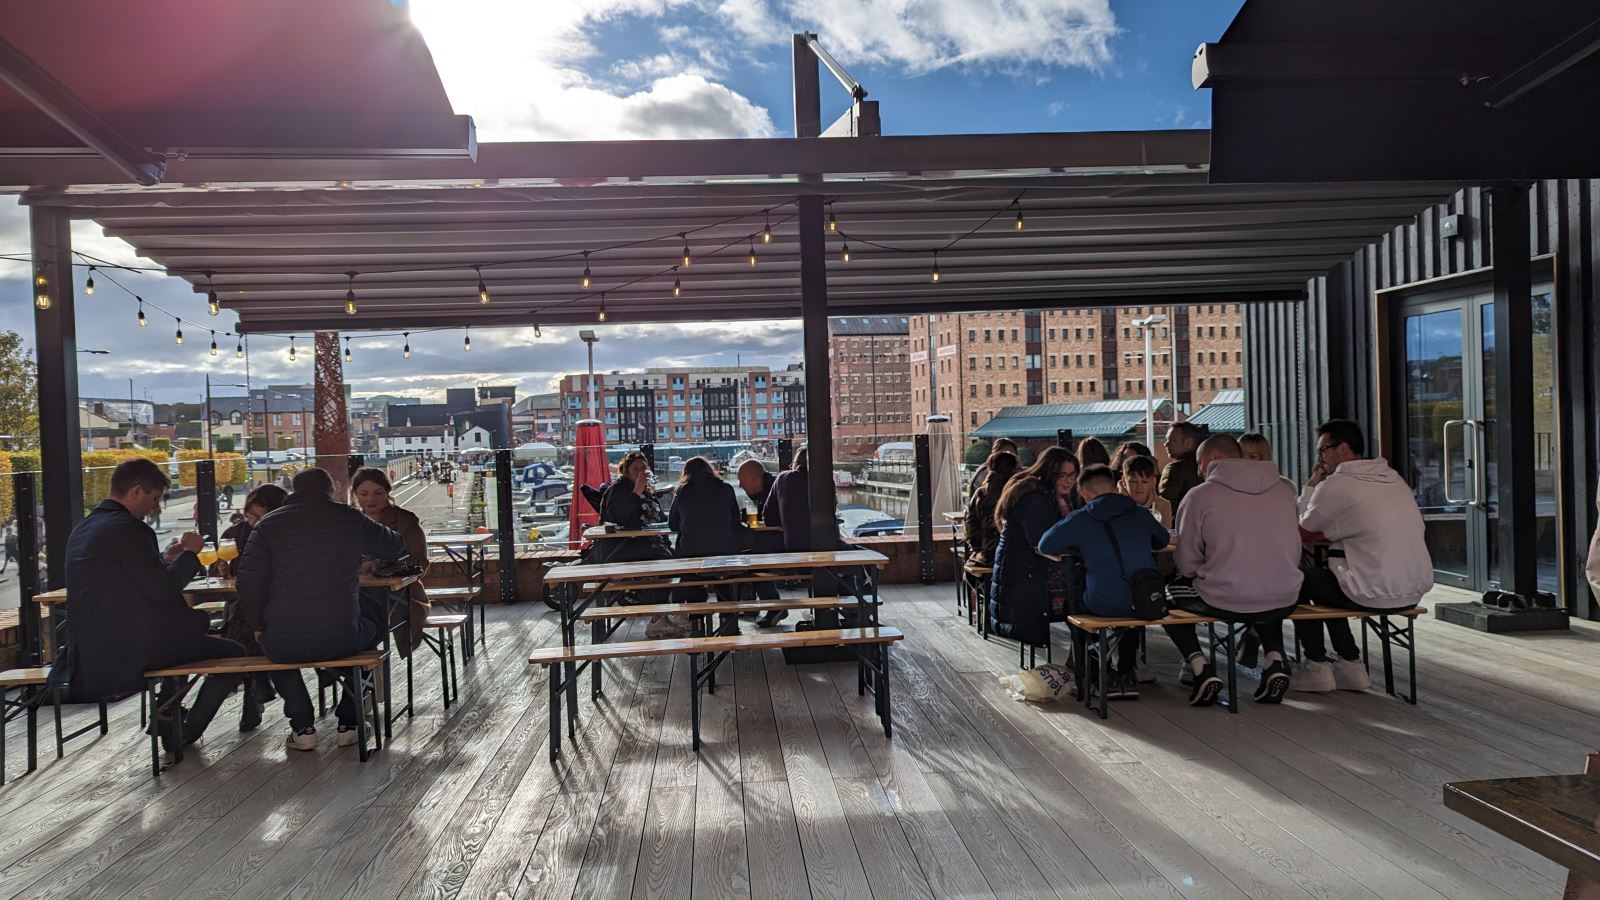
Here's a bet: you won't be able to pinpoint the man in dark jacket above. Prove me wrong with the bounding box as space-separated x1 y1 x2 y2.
236 466 404 749
736 459 785 619
669 459 748 635
1039 464 1168 697
60 458 244 752
1158 422 1204 516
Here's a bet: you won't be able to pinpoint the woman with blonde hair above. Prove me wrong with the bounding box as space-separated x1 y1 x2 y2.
1239 432 1298 492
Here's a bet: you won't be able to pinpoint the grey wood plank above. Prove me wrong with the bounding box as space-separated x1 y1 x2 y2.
732 650 785 783
920 771 1056 899
517 790 604 900
691 660 749 900
631 784 695 900
652 652 701 789
832 776 937 900
797 666 875 778
740 781 809 900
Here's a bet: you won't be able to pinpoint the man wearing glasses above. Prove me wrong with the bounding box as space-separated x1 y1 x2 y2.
1291 420 1433 693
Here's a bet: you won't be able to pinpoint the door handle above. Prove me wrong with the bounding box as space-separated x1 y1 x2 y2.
1470 419 1489 508
1442 419 1468 506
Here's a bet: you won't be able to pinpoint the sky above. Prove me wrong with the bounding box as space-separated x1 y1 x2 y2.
0 0 1243 404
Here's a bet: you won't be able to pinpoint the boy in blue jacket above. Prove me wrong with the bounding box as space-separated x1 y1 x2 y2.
1039 464 1168 698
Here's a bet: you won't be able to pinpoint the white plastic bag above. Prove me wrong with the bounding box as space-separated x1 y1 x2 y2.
998 664 1074 703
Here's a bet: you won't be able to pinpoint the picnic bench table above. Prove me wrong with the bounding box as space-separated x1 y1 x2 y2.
579 524 783 541
425 533 492 654
1443 774 1600 893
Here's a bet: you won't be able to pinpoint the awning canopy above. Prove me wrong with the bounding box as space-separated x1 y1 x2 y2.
18 131 1457 333
970 399 1174 441
1186 388 1247 433
0 0 474 188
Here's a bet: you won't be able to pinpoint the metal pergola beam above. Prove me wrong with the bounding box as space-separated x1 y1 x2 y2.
1481 16 1600 108
29 205 84 591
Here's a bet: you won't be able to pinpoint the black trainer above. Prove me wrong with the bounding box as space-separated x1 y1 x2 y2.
754 610 788 628
1188 664 1223 706
1253 660 1291 703
1116 671 1140 700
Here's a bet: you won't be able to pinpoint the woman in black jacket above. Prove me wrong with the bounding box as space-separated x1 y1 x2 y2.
990 446 1079 647
596 451 671 563
669 456 747 635
963 450 1020 567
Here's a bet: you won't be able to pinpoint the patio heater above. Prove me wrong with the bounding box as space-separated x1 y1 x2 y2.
1133 313 1168 447
579 330 599 420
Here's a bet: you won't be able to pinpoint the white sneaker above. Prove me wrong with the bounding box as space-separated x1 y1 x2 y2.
1331 658 1372 691
336 725 361 747
1135 662 1157 684
286 727 317 751
1289 659 1337 692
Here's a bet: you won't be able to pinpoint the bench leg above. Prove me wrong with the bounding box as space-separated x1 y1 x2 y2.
1406 617 1418 705
1380 616 1397 696
145 681 160 777
547 664 562 762
1224 625 1239 714
1097 630 1110 720
350 666 369 762
97 700 108 735
565 661 578 740
690 654 702 752
448 631 459 706
590 615 604 701
53 686 65 759
881 642 893 739
382 652 393 741
1 691 8 784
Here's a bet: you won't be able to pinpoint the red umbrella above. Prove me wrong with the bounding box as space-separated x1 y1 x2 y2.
568 420 609 549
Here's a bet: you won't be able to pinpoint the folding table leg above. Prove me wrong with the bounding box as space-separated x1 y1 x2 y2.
1224 626 1239 714
1379 616 1397 696
27 693 40 773
690 654 702 752
1097 630 1111 720
1406 617 1418 705
881 642 893 738
350 667 369 762
547 665 562 762
147 681 161 777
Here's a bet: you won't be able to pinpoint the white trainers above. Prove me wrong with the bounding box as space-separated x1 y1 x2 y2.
1134 662 1157 684
1332 658 1372 691
286 727 317 752
1289 659 1337 692
336 725 361 747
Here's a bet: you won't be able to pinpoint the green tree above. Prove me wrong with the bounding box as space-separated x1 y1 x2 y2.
0 331 38 448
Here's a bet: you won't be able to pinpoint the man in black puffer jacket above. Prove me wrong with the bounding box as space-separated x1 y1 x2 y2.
237 467 405 750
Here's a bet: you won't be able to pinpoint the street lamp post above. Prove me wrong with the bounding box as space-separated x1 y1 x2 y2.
76 349 108 450
579 330 599 420
1132 313 1168 448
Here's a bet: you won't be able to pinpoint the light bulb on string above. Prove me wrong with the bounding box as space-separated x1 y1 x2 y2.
174 318 183 345
343 336 351 362
748 237 757 268
137 297 146 327
85 266 95 296
581 251 592 289
841 241 851 263
761 210 772 244
930 251 942 284
403 332 411 359
289 336 296 362
533 317 542 339
33 271 48 310
476 265 490 304
206 271 219 315
235 336 244 359
345 271 358 315
672 267 682 298
597 293 608 322
827 203 838 232
1013 199 1024 231
680 234 692 267
463 327 471 352
209 330 218 357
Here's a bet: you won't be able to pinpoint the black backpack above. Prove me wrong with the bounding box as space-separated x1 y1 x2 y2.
1101 520 1169 620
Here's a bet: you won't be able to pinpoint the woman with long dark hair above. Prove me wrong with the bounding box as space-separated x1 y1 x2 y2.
1076 437 1111 468
990 446 1080 647
597 451 671 563
350 467 431 659
668 456 747 635
963 450 1020 567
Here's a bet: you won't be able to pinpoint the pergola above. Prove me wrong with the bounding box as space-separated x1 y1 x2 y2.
2 3 1458 626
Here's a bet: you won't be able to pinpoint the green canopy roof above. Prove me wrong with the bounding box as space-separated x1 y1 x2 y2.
970 399 1174 441
1187 389 1247 433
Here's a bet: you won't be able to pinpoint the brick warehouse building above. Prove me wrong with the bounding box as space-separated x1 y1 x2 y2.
829 316 913 460
909 303 1245 435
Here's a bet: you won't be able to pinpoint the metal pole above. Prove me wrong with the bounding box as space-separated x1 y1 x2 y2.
1489 183 1540 603
1168 305 1178 421
30 204 83 592
494 447 518 604
586 341 597 420
13 472 40 665
914 434 934 584
1144 324 1155 447
128 377 136 445
205 372 214 458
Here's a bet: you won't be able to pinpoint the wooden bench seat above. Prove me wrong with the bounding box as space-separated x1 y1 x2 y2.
426 586 482 601
531 627 903 760
145 650 385 772
1 667 53 783
575 596 861 622
576 572 797 593
1066 604 1428 631
419 615 469 708
0 667 50 688
423 613 469 629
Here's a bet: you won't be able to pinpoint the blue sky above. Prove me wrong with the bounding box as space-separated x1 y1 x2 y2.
2 0 1243 403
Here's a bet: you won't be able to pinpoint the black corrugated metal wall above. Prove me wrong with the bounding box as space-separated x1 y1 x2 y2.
1246 181 1600 620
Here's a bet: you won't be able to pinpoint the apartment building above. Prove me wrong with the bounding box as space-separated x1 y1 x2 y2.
829 316 913 460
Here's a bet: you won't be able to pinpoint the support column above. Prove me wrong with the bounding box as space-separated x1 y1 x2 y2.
313 331 351 495
799 195 837 560
29 205 82 590
1489 184 1540 603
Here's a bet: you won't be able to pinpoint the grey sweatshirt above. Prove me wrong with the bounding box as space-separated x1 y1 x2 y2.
1174 458 1304 613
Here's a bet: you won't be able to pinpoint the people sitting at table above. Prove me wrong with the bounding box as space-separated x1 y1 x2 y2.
1291 420 1433 693
1118 454 1174 529
351 468 431 662
989 447 1079 648
220 483 287 731
969 437 1018 496
236 467 405 751
764 445 816 552
1108 441 1154 475
596 452 671 564
56 458 245 754
1239 432 1298 493
736 458 787 623
1039 464 1169 699
668 457 749 637
963 450 1020 567
1163 435 1303 706
1159 422 1205 515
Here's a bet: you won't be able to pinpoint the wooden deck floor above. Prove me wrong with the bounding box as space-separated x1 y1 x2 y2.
0 583 1595 899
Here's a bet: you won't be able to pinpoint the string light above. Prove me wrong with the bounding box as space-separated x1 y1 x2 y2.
345 271 358 316
533 316 542 339
581 251 592 289
174 317 183 345
930 251 942 283
463 327 471 352
235 336 244 359
827 203 838 232
841 241 851 263
403 332 411 359
206 270 219 315
761 210 772 244
476 265 490 304
209 330 218 356
597 293 608 322
34 271 48 310
343 336 351 362
137 297 146 327
288 335 296 361
748 237 757 268
672 267 682 298
1013 199 1024 231
680 234 692 267
85 266 95 296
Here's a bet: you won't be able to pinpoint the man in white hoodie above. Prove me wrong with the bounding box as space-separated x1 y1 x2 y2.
1291 420 1434 692
1164 434 1304 707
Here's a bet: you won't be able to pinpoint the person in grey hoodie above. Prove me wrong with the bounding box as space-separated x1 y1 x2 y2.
1291 420 1433 692
1164 434 1303 706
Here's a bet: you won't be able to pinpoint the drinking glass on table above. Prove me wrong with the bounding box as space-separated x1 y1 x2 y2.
197 542 219 585
215 539 239 578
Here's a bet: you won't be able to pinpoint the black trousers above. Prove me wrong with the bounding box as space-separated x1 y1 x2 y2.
1162 579 1295 662
1295 566 1415 662
263 612 382 731
153 634 246 742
